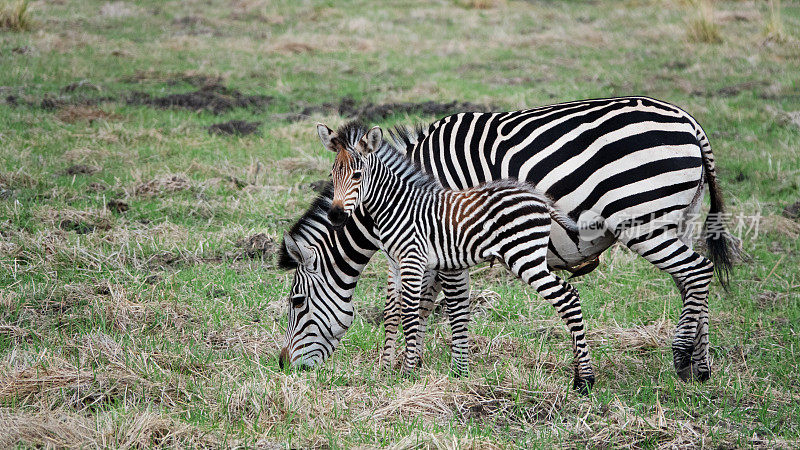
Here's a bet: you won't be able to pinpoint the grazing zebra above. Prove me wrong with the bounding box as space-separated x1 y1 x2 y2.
279 96 732 385
318 122 596 390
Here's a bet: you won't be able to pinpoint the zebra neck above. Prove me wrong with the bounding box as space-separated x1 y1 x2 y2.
361 154 438 217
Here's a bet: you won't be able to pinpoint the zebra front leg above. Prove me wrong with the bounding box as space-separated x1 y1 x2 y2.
380 264 402 371
399 262 426 375
516 264 594 393
438 270 471 377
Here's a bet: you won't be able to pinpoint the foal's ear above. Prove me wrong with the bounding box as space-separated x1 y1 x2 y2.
316 123 336 153
356 126 382 155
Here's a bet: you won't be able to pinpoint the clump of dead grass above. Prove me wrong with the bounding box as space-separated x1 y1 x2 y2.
56 105 119 124
35 206 114 234
453 0 504 10
131 174 192 197
685 0 722 43
760 214 800 239
276 156 330 174
764 0 790 43
0 0 33 32
589 319 674 351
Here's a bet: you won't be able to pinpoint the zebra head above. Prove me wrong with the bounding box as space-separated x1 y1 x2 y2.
317 123 382 228
279 231 356 370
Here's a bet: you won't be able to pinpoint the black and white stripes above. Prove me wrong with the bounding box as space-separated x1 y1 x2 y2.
278 96 732 386
317 124 594 389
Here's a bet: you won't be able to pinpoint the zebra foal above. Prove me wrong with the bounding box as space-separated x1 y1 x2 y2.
318 122 596 392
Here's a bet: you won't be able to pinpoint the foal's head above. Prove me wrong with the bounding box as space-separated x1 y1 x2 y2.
316 123 383 228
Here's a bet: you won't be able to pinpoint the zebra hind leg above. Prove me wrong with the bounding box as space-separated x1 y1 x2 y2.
619 227 714 382
514 261 595 393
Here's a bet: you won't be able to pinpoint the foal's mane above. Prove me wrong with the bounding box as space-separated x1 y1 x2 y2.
278 120 435 270
336 120 442 192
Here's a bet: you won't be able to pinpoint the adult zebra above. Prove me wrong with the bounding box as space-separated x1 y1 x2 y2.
278 96 732 384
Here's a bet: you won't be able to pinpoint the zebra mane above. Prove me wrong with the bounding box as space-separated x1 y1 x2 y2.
278 181 334 270
389 123 428 154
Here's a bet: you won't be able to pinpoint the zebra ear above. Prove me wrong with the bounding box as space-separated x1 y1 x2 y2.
357 126 382 155
316 123 336 153
283 232 312 264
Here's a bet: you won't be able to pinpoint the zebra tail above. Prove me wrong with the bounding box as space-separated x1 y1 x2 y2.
700 132 733 291
549 206 579 234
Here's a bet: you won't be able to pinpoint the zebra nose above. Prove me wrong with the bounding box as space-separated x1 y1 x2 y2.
328 206 347 228
279 347 289 369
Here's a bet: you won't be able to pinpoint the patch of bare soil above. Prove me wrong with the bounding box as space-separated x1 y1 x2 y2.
106 198 128 213
127 84 271 114
61 164 100 176
783 201 800 220
61 80 101 93
286 96 495 122
207 119 261 136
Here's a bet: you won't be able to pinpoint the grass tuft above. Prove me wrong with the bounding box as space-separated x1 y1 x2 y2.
0 0 32 31
764 0 789 43
454 0 503 10
686 0 722 43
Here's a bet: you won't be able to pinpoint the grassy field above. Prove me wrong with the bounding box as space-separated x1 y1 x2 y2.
1 0 799 447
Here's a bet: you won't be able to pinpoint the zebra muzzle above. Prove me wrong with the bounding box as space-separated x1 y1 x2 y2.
328 205 348 228
278 347 289 369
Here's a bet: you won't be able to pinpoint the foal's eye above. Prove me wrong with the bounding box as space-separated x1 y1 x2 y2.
291 295 305 308
352 171 362 180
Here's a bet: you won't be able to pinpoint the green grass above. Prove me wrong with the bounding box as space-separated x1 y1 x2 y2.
1 0 799 448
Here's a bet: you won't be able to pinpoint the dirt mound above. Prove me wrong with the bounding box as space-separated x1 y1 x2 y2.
235 233 277 258
291 96 495 122
61 164 100 176
783 201 800 220
132 174 191 197
127 84 271 114
207 120 261 136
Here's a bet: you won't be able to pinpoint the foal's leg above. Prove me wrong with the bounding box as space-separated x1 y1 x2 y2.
506 251 595 393
438 270 471 376
380 262 402 370
399 260 427 375
412 270 441 368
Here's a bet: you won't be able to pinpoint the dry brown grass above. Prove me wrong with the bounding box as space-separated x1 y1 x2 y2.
589 319 674 351
764 0 789 43
0 0 33 31
35 206 114 233
130 173 192 197
56 105 119 124
686 0 722 43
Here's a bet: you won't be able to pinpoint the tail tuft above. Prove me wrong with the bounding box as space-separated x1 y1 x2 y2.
703 163 733 291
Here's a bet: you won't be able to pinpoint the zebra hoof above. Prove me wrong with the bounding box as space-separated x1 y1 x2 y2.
572 375 595 395
691 361 710 382
673 348 694 382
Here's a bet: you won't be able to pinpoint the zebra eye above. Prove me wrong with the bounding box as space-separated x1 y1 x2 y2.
352 171 362 180
291 295 305 308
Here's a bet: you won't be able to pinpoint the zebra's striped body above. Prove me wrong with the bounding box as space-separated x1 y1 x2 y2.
278 96 731 385
319 123 594 389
